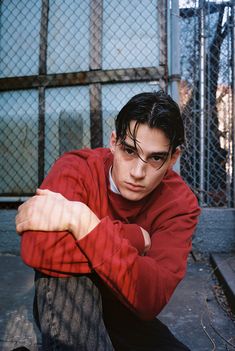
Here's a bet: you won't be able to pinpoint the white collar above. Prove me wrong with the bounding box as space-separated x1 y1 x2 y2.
109 167 121 194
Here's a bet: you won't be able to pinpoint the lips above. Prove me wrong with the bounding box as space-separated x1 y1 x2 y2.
125 182 145 191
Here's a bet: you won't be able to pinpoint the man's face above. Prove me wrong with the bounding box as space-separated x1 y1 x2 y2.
110 121 180 201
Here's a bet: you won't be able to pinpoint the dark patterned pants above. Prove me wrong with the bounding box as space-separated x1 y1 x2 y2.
33 272 191 351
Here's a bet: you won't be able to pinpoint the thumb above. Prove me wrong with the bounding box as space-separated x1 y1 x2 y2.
15 221 26 235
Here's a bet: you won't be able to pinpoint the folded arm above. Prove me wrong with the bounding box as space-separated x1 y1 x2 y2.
16 188 150 252
16 189 100 240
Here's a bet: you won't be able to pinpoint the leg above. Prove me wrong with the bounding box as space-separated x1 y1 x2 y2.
101 288 190 351
107 318 191 351
33 271 114 351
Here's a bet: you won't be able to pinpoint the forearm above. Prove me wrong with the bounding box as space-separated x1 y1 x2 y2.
21 230 90 276
68 201 100 240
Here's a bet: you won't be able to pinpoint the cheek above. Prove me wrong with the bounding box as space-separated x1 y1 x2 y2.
115 156 130 174
147 171 165 189
112 156 127 183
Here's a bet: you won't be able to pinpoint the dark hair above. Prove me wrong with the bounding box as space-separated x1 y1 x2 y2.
115 91 185 153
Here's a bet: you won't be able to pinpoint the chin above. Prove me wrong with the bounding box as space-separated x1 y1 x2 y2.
120 189 146 201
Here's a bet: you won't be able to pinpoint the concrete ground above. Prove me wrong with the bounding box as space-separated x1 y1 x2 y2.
0 210 235 350
160 256 235 351
0 255 235 351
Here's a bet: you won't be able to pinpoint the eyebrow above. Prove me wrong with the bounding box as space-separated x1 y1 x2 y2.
121 141 170 157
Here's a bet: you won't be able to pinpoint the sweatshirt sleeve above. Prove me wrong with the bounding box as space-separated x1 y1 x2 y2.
121 224 145 255
77 193 200 320
20 153 91 275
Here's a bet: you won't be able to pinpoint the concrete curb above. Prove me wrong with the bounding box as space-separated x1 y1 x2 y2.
210 253 235 314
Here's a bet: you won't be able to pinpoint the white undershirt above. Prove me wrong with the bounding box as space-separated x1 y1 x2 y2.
109 167 121 194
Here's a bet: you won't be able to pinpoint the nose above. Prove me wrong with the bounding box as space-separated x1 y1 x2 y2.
130 158 146 179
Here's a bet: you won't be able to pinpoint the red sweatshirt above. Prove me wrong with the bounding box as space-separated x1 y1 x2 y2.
21 148 200 320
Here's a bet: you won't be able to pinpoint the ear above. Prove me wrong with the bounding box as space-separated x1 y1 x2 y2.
110 131 117 153
168 148 181 169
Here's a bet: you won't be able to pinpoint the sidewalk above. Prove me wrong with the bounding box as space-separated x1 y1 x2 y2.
0 253 234 351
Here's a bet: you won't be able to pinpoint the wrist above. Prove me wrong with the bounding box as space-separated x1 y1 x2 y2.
68 202 100 240
68 201 81 239
140 227 151 254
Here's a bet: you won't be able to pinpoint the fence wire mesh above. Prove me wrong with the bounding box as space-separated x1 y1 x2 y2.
179 0 234 207
0 0 234 208
0 0 166 197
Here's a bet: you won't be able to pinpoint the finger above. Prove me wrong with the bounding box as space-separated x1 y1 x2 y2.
16 214 39 233
15 213 19 226
36 188 60 198
16 220 28 234
16 223 23 234
18 196 35 212
36 188 50 195
18 203 24 211
15 212 27 227
15 212 22 225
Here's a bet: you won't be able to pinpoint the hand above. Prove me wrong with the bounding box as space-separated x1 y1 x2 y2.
16 189 100 240
140 227 151 254
16 189 72 234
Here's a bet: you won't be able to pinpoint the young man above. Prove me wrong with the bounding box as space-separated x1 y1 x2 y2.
16 91 200 351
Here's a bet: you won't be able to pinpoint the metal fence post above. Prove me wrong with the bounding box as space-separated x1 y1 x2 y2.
199 0 206 205
89 0 103 148
232 0 235 206
168 0 181 174
38 0 49 185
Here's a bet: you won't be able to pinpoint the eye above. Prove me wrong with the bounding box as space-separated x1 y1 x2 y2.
125 146 135 155
152 155 163 162
149 154 168 169
121 143 137 156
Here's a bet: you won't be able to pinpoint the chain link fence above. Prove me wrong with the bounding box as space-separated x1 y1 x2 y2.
179 0 234 207
0 0 234 208
0 0 166 198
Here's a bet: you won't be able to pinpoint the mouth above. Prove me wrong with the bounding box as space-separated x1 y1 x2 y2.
124 182 145 191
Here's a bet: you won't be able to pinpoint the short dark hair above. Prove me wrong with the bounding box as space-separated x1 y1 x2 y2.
115 91 185 153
